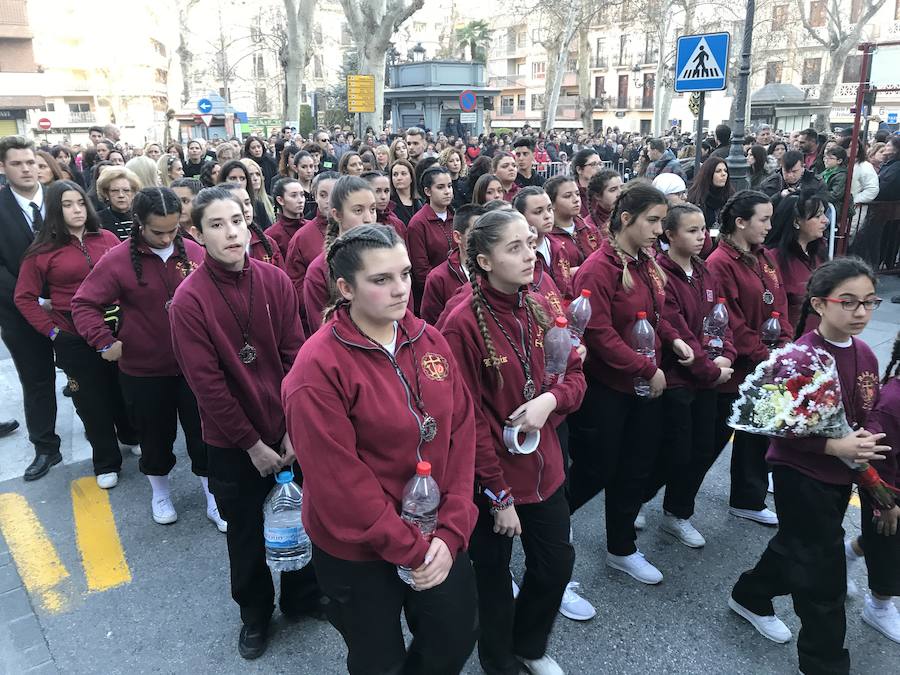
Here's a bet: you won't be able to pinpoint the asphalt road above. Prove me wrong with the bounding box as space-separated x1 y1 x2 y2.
1 276 898 675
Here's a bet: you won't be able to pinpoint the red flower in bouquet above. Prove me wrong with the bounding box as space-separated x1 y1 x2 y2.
784 374 812 397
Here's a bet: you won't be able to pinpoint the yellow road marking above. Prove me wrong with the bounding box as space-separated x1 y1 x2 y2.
71 477 131 592
850 492 861 508
0 493 70 612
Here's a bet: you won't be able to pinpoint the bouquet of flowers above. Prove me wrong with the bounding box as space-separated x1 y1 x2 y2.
729 343 898 511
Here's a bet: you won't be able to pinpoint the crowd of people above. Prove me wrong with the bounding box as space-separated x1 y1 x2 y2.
0 115 898 675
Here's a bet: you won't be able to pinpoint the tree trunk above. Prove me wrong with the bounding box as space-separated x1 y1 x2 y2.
651 0 673 137
540 4 578 132
577 24 592 131
176 1 199 107
341 0 425 132
812 58 842 132
283 0 315 124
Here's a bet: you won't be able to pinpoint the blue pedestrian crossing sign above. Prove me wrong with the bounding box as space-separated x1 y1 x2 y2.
674 32 730 92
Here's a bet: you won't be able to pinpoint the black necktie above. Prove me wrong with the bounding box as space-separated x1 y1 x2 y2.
29 202 43 231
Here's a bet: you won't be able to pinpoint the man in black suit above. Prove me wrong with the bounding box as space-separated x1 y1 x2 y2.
0 136 61 480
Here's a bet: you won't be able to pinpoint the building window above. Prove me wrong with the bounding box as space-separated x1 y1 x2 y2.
68 102 90 113
566 53 577 72
516 29 527 49
517 94 526 112
802 57 821 85
772 4 787 24
843 55 863 82
154 69 167 84
595 38 606 68
809 0 826 27
341 23 352 47
642 74 655 108
765 61 782 84
40 103 56 112
314 55 323 79
532 61 545 79
530 94 544 110
595 76 605 99
617 74 628 108
256 88 268 112
618 35 628 66
253 54 265 78
501 96 515 115
250 25 263 43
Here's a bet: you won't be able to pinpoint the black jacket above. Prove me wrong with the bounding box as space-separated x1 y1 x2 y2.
0 186 39 321
759 168 824 200
875 158 900 202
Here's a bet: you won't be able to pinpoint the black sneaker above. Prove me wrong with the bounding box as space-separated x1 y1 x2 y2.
238 622 269 660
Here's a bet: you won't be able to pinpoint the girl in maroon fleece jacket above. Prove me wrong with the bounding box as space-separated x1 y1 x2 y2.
71 187 222 530
169 187 318 659
284 224 478 675
642 203 736 549
420 204 482 325
765 190 828 334
15 180 136 487
442 209 586 675
267 177 306 257
303 176 377 332
568 182 695 586
545 175 600 278
407 166 454 312
731 258 890 673
846 331 900 644
514 186 573 302
362 170 408 242
707 190 792 526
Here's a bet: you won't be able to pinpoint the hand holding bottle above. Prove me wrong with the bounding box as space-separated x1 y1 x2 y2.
411 537 452 589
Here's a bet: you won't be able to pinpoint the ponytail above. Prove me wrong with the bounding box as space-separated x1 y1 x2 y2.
884 332 900 384
608 180 668 292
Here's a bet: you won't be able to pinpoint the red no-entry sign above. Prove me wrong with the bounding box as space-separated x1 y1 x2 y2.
37 118 52 130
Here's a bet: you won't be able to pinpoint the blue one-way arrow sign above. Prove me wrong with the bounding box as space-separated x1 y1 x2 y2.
674 32 730 92
197 98 213 114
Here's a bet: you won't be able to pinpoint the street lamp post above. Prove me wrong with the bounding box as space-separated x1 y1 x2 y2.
726 0 755 192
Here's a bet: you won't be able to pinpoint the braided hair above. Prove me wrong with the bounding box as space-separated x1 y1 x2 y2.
793 255 876 341
130 187 187 285
465 209 550 389
607 180 668 292
216 182 274 260
323 224 404 320
884 332 900 384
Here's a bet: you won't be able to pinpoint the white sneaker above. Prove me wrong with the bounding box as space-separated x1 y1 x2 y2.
661 513 706 548
152 496 178 524
559 581 596 621
512 577 520 599
728 597 792 643
862 596 900 643
516 653 565 675
606 550 663 584
206 505 228 533
634 509 646 531
845 538 861 596
767 472 774 494
96 472 118 489
729 507 778 526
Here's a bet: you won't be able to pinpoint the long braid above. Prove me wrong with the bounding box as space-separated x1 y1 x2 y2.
609 234 635 291
129 222 145 285
323 217 341 257
883 333 900 384
469 277 505 389
173 232 191 277
524 294 551 331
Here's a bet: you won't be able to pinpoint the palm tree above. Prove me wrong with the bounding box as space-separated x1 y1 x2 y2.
455 20 491 62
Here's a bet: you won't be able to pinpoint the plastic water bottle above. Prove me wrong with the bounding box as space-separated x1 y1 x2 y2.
566 289 592 346
397 461 440 587
543 316 571 387
760 311 782 350
632 311 656 397
263 470 311 572
702 297 729 358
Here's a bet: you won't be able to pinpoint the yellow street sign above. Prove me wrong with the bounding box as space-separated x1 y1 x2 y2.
347 74 376 113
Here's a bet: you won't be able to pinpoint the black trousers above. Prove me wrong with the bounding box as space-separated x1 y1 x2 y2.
118 373 207 477
732 466 851 675
715 393 769 510
207 445 319 626
859 499 900 597
53 331 136 475
469 486 574 675
568 380 663 555
313 545 478 675
0 310 60 456
644 387 718 519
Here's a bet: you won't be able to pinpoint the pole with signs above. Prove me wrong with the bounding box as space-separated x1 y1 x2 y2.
675 32 730 184
347 75 376 141
725 1 755 192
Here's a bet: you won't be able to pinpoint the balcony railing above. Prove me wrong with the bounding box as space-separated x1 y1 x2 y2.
593 56 608 69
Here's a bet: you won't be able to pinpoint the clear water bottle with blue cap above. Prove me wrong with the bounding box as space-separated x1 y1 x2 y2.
263 469 311 571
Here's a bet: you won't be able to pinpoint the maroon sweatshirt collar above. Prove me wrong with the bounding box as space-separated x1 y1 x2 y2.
479 277 528 314
203 251 250 280
330 305 426 350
